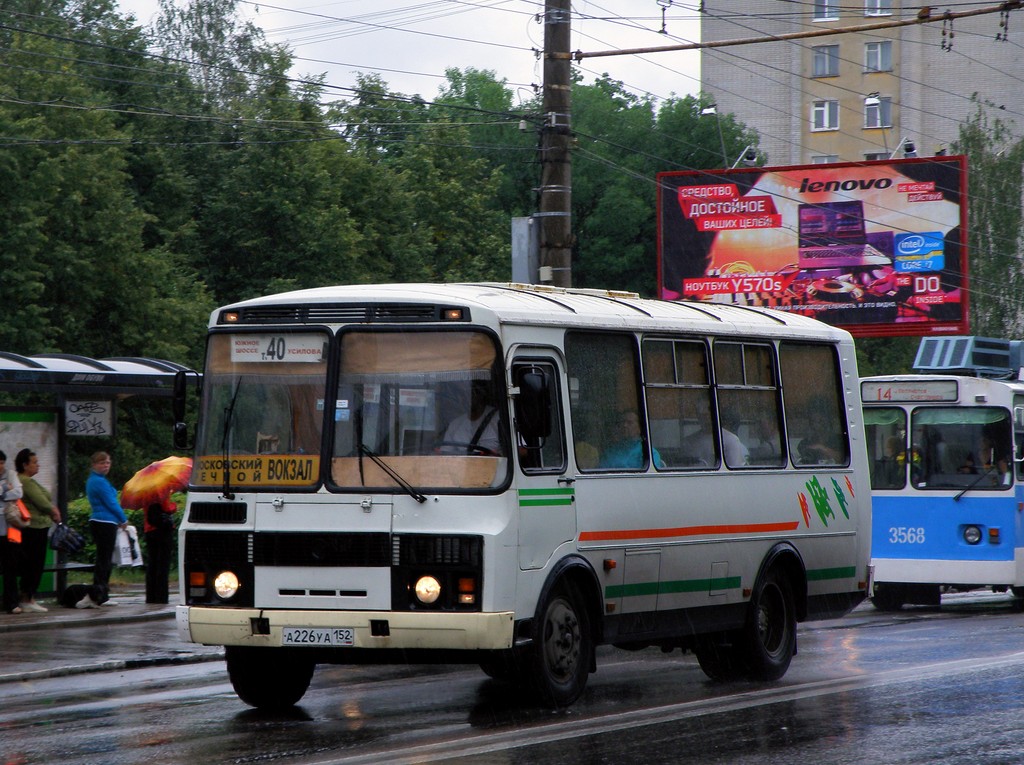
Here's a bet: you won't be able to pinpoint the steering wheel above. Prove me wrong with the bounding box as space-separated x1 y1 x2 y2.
435 441 498 456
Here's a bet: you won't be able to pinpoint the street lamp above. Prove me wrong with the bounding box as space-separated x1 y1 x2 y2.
700 104 728 167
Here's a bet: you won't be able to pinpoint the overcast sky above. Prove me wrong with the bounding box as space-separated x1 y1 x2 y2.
115 0 702 106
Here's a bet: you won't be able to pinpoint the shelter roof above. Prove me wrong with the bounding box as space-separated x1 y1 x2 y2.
0 352 196 398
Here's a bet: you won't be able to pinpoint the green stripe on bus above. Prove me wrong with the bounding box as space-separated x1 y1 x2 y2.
806 566 857 581
606 576 741 599
518 488 574 507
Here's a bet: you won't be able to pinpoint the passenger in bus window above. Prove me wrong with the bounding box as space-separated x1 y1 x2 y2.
691 424 748 468
744 413 781 465
971 434 1010 485
600 410 663 469
872 436 904 488
798 423 843 464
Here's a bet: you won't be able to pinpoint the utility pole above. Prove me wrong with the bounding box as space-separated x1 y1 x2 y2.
538 0 572 287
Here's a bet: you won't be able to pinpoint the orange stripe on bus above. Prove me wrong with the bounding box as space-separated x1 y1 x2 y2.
578 521 801 542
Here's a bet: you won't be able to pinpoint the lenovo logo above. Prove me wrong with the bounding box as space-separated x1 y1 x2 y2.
799 177 893 193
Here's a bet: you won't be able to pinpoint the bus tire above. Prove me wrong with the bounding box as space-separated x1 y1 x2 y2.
871 584 905 612
694 632 746 681
226 646 316 710
741 567 796 681
478 650 524 683
528 580 593 707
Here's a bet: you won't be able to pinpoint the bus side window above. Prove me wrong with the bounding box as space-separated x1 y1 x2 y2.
566 332 645 471
642 338 715 469
779 343 850 467
713 342 784 469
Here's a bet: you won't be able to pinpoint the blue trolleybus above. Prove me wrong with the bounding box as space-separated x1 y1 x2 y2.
863 336 1024 610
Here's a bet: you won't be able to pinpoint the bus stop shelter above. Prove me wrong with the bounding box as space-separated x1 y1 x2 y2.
0 352 198 594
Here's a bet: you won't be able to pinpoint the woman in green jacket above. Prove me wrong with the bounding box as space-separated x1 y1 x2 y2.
16 449 61 613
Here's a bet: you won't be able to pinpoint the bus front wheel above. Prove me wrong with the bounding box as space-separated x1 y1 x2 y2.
529 580 593 707
741 567 796 681
226 646 316 710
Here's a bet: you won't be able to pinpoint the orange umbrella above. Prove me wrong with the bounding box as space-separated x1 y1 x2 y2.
121 456 193 510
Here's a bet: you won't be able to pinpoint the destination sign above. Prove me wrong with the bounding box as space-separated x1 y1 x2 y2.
861 379 959 403
194 455 321 486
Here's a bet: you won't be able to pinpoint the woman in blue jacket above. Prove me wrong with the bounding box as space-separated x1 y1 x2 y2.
82 451 127 608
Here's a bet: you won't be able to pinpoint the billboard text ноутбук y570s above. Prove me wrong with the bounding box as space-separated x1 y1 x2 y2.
656 156 968 338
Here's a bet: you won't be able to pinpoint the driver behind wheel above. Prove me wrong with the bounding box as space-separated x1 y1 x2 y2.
438 380 501 456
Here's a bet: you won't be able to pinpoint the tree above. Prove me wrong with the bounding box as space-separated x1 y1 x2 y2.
953 101 1024 338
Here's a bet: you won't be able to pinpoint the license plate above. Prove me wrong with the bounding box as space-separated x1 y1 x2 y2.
282 627 355 646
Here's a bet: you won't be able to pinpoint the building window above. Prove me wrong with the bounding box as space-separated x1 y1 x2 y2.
865 41 892 72
864 152 888 161
814 0 839 20
865 96 892 128
865 0 892 16
812 45 840 77
812 100 839 131
812 155 839 164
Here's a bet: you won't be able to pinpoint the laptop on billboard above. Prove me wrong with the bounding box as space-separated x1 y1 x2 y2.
797 200 892 269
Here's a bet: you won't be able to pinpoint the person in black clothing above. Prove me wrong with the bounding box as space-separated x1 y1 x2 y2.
144 498 176 604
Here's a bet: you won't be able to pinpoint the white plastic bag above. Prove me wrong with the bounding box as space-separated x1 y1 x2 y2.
113 525 143 567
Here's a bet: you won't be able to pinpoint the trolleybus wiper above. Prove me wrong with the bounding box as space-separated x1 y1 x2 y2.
954 464 997 502
357 444 427 503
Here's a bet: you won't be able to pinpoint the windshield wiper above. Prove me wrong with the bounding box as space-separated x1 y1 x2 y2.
954 464 998 502
358 444 427 503
221 379 242 500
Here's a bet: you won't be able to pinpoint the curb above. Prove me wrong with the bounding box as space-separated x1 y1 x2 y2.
0 608 175 634
0 651 225 685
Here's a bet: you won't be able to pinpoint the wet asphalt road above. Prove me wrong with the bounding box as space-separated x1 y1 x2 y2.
2 590 1023 764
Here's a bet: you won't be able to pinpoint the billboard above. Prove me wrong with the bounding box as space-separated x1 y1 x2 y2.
657 157 968 337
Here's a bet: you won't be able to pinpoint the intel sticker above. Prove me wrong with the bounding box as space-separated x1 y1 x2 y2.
894 232 945 272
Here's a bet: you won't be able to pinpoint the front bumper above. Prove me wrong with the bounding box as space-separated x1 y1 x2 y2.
176 606 515 650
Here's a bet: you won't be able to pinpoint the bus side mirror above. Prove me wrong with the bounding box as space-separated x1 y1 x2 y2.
515 368 552 440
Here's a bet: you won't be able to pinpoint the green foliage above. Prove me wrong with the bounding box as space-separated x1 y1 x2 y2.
0 0 760 473
952 101 1024 337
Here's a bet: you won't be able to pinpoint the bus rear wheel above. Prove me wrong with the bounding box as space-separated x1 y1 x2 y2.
742 568 796 681
694 632 747 681
226 646 316 710
528 581 593 707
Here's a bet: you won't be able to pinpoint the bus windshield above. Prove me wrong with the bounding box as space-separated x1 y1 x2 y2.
194 332 329 489
330 329 508 491
866 405 1013 490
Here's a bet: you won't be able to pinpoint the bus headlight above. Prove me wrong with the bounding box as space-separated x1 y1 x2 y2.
963 525 982 545
414 576 441 604
213 570 241 599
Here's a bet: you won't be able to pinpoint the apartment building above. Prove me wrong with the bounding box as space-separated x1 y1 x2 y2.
700 1 1024 166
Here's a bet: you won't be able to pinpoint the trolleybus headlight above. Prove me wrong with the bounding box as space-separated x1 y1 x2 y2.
964 525 982 545
213 570 241 599
414 575 441 605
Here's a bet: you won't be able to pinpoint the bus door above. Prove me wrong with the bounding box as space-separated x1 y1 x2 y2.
510 353 574 570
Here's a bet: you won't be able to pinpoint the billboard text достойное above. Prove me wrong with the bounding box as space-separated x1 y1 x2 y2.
657 157 968 337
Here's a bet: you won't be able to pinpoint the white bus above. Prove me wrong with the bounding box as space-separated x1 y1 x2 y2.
173 283 871 709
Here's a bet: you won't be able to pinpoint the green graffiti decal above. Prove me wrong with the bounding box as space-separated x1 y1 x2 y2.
831 477 850 519
806 476 835 526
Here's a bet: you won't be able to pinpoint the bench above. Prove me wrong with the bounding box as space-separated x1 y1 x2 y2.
41 561 95 597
